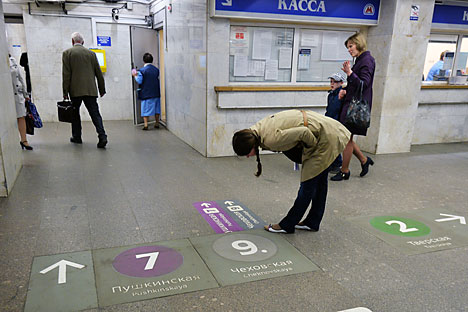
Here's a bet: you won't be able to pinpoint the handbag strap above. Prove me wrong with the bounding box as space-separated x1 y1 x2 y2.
301 110 308 127
357 80 364 101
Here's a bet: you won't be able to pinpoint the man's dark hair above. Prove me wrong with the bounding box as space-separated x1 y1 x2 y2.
143 53 153 63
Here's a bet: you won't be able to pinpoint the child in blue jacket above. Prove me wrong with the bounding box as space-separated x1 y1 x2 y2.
326 72 346 173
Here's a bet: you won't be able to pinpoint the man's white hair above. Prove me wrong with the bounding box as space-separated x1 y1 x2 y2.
71 32 84 43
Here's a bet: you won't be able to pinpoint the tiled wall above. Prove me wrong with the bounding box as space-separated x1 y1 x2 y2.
23 7 135 122
159 0 208 155
0 1 23 196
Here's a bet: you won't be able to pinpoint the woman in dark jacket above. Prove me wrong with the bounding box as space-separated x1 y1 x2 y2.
331 33 375 181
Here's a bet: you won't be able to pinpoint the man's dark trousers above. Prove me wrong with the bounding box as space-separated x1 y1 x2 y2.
71 96 107 140
279 168 329 233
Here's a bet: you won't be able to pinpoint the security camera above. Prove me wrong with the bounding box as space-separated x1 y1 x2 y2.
112 8 119 21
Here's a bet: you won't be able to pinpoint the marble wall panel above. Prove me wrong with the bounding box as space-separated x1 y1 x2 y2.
367 1 397 36
412 114 439 144
207 52 229 86
24 14 134 122
413 103 468 144
393 0 435 36
0 1 22 196
160 0 208 155
294 91 327 107
207 19 229 54
362 0 435 154
379 77 422 117
376 115 414 153
386 35 430 79
5 24 27 65
435 115 466 143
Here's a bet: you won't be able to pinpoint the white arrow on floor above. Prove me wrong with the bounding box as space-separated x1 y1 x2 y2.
201 203 211 208
40 260 85 284
435 213 466 225
224 201 234 205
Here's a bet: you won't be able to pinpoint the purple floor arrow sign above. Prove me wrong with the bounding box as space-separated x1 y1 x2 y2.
216 200 266 230
193 201 243 233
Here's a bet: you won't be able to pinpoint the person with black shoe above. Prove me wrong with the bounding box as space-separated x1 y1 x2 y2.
62 32 108 148
232 110 350 234
331 32 375 181
131 53 161 130
325 72 346 174
9 55 33 150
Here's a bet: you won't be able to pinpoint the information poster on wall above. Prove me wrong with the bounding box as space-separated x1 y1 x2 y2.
252 30 272 60
301 30 320 47
298 49 311 70
230 26 249 55
248 61 266 77
233 55 248 77
278 47 292 69
321 31 354 61
265 60 279 80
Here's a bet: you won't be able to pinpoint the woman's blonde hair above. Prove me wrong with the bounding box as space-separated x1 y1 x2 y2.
345 33 367 53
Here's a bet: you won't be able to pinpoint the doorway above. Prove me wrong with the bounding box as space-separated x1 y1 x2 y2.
130 26 166 126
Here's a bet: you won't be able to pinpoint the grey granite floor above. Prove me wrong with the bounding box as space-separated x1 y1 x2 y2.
1 121 467 312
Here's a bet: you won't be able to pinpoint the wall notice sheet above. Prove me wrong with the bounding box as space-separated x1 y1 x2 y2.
248 61 265 77
321 31 354 61
230 26 249 56
279 47 292 69
265 60 279 80
233 55 248 77
301 30 320 47
252 30 272 60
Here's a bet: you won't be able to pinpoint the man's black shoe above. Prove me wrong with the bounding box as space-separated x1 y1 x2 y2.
70 137 82 144
97 138 108 149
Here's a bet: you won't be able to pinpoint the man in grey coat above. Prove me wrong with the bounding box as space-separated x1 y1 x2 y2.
62 32 107 148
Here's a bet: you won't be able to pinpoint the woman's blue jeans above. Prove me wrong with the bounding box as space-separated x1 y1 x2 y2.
279 168 329 233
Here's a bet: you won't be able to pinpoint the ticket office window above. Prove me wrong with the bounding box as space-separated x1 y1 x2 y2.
296 29 354 82
455 36 468 75
228 25 356 84
229 26 294 82
423 33 467 81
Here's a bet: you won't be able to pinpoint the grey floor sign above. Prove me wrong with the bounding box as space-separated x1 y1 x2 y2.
190 229 320 286
24 251 98 312
92 239 218 307
349 208 468 255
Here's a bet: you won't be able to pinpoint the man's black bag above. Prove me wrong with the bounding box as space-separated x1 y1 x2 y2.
57 100 75 123
344 80 371 132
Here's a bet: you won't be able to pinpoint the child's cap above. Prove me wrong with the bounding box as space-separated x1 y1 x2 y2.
328 73 346 82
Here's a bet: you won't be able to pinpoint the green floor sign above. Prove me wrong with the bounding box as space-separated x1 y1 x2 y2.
370 216 431 237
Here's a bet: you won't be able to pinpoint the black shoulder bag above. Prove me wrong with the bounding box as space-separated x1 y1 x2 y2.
344 81 371 132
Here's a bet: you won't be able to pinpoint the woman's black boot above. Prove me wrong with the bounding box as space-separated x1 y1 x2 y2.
360 157 374 177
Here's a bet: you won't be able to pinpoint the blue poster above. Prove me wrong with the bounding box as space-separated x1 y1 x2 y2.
432 4 468 26
97 36 111 47
213 0 380 25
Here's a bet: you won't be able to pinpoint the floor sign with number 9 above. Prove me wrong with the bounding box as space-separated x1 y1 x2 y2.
212 233 277 262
